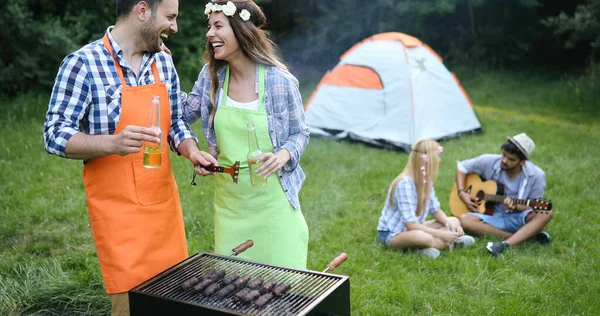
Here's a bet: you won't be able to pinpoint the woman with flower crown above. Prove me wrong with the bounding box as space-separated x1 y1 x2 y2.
376 140 475 259
183 0 309 269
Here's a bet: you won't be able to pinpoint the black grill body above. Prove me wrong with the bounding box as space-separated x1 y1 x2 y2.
129 253 350 316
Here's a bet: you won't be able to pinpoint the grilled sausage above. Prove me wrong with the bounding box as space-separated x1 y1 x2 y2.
192 278 214 292
234 287 252 301
272 283 291 296
247 277 264 290
222 272 239 284
202 269 226 281
180 277 200 291
201 268 217 280
242 289 261 303
215 283 236 298
254 292 275 307
213 269 226 280
260 279 278 293
233 274 252 289
203 282 222 296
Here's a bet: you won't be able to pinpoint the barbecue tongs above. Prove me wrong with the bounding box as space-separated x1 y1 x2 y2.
191 161 240 185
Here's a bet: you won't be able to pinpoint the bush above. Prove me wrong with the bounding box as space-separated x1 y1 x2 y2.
0 0 206 97
0 0 82 96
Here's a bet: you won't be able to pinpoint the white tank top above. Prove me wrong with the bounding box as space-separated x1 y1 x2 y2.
219 90 259 110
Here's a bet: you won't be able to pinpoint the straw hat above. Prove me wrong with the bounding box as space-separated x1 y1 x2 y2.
507 133 535 159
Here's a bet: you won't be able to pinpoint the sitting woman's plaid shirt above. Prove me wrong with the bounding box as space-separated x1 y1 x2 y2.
377 176 441 241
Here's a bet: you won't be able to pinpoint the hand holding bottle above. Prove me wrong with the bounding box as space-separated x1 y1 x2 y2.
111 125 161 156
247 122 266 187
254 150 290 178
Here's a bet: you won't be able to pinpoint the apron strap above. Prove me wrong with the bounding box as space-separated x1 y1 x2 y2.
257 64 265 111
221 63 266 109
221 65 231 107
102 34 161 87
103 34 127 85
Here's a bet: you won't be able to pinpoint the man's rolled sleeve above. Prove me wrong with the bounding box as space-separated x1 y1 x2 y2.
169 120 198 152
44 54 91 158
168 65 198 152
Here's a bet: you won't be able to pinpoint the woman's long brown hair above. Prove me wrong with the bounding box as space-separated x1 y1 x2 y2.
204 0 288 126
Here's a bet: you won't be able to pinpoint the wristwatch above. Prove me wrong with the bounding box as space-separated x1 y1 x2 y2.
458 189 467 195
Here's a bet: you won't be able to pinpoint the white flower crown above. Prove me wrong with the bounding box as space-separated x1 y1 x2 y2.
204 1 251 21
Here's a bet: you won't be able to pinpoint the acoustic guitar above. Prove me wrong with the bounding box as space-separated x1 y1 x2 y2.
449 173 552 217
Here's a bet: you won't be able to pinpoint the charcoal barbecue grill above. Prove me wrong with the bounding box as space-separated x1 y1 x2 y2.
129 253 350 315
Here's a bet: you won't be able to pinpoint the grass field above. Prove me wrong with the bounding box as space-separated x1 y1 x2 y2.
1 68 599 315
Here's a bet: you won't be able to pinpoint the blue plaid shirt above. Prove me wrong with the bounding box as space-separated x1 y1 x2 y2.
183 64 309 210
44 27 197 158
377 176 441 239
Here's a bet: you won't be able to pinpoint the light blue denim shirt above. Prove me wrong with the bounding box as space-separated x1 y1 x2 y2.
457 154 546 204
182 63 309 210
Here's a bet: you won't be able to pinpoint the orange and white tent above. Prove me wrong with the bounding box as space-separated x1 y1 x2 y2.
304 32 481 150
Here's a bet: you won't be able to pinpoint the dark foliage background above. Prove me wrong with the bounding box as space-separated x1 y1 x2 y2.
1 0 598 96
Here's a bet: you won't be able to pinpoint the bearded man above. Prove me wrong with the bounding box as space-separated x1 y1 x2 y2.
43 1 217 314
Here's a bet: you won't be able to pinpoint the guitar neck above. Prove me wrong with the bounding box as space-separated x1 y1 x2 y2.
483 195 530 206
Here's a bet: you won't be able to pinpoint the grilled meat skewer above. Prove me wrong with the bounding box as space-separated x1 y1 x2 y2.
254 292 275 307
241 289 262 304
180 276 200 291
272 283 291 296
247 277 264 290
192 278 214 292
260 279 278 294
233 274 252 289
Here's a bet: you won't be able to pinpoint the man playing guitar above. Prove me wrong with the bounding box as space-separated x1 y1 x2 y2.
456 133 553 257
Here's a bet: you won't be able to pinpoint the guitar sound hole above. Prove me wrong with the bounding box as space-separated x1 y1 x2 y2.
475 191 486 201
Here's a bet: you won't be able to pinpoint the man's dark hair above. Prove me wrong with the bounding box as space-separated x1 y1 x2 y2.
501 141 527 161
116 0 163 20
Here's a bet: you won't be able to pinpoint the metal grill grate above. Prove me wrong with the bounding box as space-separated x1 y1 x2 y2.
129 253 350 316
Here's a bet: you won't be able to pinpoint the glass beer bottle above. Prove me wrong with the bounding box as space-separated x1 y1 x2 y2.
247 122 267 187
143 95 161 168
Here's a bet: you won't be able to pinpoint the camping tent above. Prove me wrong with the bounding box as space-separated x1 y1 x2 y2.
304 32 481 151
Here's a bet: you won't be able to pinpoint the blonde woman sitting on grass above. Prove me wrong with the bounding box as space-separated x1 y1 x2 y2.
377 140 475 259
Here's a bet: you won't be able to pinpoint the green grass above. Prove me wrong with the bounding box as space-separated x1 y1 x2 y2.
1 69 599 315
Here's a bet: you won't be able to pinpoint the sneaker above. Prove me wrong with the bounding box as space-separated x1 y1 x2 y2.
456 235 476 247
416 247 440 259
532 231 551 244
486 241 509 257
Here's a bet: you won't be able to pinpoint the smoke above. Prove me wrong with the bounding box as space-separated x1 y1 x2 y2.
275 1 384 80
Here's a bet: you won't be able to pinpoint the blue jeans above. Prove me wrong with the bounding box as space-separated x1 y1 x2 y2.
471 210 533 233
377 231 390 245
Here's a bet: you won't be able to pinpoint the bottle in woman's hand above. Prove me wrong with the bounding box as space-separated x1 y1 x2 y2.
247 122 266 187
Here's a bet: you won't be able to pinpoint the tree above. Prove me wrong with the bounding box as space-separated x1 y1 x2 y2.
543 0 600 58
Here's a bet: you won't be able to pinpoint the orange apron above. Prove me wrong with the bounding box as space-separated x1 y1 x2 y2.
81 35 188 293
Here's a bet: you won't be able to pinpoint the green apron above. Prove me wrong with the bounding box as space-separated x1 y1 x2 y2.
213 64 308 269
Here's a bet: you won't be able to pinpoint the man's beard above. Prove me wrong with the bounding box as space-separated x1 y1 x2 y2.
141 16 161 53
501 163 519 171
